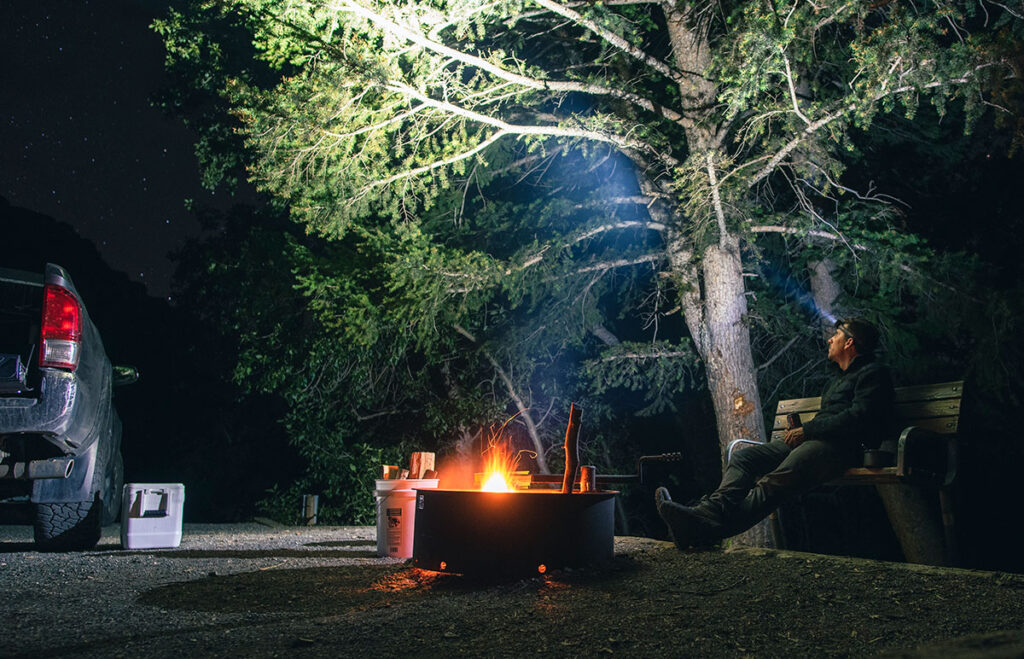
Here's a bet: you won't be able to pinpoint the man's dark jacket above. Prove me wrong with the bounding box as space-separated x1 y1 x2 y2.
802 355 894 449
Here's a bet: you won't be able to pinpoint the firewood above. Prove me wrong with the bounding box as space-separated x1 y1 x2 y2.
409 452 435 479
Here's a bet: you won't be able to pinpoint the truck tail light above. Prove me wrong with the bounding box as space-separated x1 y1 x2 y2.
39 284 82 370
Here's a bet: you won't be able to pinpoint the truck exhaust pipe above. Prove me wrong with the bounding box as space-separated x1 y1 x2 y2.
0 458 74 480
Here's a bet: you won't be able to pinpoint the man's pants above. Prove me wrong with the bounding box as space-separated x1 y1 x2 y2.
703 438 860 538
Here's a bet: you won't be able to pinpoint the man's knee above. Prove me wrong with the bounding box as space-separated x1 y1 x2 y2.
728 439 788 472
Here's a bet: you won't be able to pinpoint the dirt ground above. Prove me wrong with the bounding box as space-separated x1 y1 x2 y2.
5 525 1024 658
142 537 1024 657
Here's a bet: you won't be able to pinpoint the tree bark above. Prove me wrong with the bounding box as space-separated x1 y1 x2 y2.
808 258 841 336
658 4 770 546
661 4 766 459
702 235 767 457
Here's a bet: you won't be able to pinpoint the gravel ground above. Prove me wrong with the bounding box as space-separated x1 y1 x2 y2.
4 522 1024 658
1 521 385 658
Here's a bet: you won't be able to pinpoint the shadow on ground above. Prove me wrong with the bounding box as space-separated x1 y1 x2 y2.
136 540 1024 657
140 555 645 615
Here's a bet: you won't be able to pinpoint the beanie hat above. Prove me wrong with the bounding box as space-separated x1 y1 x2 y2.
835 318 881 355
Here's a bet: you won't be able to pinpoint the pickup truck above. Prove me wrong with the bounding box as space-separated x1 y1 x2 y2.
0 263 134 550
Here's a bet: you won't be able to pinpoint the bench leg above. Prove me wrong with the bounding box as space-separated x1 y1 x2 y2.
876 484 947 566
939 486 959 567
768 510 786 549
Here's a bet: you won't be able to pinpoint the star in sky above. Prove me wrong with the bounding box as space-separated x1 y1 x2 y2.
0 0 254 298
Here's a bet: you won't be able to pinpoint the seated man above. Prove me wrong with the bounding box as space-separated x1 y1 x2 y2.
656 317 894 548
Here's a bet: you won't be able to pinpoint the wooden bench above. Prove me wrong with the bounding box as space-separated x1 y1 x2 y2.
769 380 964 565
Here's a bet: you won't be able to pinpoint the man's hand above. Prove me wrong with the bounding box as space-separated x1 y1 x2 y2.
784 426 805 448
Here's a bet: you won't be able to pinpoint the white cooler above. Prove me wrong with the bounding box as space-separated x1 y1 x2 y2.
120 483 184 549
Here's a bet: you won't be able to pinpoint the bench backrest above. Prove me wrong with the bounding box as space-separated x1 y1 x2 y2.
770 380 964 443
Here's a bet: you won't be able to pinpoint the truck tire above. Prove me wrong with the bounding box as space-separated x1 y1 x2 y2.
100 451 124 526
33 499 103 551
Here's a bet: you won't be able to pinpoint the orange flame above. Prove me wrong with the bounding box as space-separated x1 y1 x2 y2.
479 440 517 492
481 471 511 492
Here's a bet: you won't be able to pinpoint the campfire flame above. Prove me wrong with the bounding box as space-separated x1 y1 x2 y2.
475 412 537 492
479 441 518 493
480 471 512 492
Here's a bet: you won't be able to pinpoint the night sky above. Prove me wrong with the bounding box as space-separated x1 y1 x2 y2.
1 1 247 298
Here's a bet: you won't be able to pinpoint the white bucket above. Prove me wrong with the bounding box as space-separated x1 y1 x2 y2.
375 479 439 558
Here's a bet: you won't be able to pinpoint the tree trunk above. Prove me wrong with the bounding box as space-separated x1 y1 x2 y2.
702 235 767 460
656 4 772 545
661 3 765 459
702 235 772 548
808 258 841 335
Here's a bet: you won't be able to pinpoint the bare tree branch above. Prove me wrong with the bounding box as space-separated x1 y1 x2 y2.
781 51 812 126
595 350 692 363
531 0 685 83
452 323 550 472
749 64 1010 186
705 152 730 243
757 335 800 372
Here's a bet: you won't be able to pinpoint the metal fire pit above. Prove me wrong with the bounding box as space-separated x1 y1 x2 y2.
412 488 616 575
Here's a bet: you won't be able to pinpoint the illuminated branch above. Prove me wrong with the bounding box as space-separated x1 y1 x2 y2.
705 152 729 242
595 349 692 363
575 220 667 241
450 252 662 293
813 1 857 31
511 221 666 272
781 52 811 126
392 83 674 163
756 335 799 372
573 254 661 274
749 224 866 249
750 64 1009 186
337 0 686 123
530 0 684 82
361 127 508 191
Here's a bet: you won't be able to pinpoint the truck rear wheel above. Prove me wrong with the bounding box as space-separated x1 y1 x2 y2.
33 500 102 551
100 451 124 526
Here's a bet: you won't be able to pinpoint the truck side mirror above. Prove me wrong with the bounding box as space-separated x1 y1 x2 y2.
112 365 139 387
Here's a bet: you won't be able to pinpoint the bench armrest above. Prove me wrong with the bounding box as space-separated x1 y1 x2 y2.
727 438 763 463
897 426 959 487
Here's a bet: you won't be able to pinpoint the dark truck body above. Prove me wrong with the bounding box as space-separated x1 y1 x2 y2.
0 263 126 550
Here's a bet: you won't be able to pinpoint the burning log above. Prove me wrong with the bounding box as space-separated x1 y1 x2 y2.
561 403 582 494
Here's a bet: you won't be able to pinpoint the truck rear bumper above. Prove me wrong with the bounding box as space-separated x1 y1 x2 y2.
0 371 79 441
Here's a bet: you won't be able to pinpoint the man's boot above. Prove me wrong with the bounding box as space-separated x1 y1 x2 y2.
655 487 722 549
